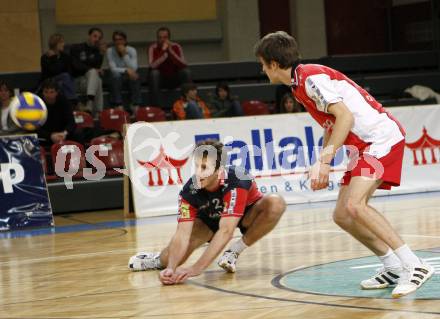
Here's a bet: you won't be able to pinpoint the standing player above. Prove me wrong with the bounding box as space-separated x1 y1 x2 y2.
128 140 286 285
254 31 433 298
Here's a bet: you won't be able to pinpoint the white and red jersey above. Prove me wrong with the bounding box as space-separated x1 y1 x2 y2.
291 64 405 158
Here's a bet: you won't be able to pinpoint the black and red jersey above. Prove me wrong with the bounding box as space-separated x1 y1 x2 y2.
178 166 262 223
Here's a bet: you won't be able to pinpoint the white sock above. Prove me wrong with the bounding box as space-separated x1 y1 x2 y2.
394 244 421 267
379 248 401 269
229 238 248 255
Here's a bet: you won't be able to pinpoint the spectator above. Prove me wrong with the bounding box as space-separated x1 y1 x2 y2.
275 84 291 112
208 82 243 117
70 27 105 116
280 93 303 113
0 81 20 136
148 27 191 106
37 79 77 146
106 30 142 111
173 83 210 120
40 33 76 102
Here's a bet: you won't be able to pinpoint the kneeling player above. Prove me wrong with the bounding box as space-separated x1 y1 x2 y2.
128 140 286 285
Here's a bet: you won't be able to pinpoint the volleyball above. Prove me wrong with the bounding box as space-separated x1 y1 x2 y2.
9 92 48 131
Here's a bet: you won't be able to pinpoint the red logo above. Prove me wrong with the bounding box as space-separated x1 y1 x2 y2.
137 146 189 186
405 127 440 166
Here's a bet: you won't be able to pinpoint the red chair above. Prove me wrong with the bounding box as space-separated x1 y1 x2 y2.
100 108 130 132
51 140 86 178
73 111 95 129
90 137 124 175
242 100 270 116
39 147 56 181
135 106 166 122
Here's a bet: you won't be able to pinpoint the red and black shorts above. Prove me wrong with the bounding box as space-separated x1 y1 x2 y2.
197 202 258 235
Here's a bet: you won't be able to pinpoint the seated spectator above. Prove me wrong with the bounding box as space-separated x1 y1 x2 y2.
173 83 210 120
275 84 292 112
37 79 77 146
70 27 105 116
148 27 191 106
280 93 303 113
40 33 76 103
0 81 21 136
106 30 142 111
208 82 243 117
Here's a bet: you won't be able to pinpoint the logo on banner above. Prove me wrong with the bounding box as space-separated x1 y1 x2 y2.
406 127 440 166
137 146 189 187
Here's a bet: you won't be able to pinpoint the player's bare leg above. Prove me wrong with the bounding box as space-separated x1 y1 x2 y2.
333 184 391 256
241 194 286 245
218 194 286 272
159 218 214 267
334 176 434 296
334 182 402 288
337 177 407 249
129 218 213 271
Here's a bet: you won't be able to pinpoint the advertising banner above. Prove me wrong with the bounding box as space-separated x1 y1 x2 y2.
0 135 54 230
126 105 440 218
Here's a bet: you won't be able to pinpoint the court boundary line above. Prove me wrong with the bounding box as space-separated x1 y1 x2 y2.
3 189 440 239
271 250 440 301
186 248 440 316
188 280 440 316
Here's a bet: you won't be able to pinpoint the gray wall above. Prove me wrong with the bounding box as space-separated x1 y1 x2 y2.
290 0 327 59
38 0 262 65
219 0 260 61
38 0 328 65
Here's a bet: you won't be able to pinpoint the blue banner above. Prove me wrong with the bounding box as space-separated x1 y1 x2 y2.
0 135 54 231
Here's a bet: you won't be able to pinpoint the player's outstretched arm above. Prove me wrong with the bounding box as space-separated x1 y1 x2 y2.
322 128 331 149
320 102 354 164
176 216 240 281
159 222 193 285
310 102 353 191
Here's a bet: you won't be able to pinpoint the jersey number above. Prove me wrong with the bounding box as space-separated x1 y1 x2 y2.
212 198 223 211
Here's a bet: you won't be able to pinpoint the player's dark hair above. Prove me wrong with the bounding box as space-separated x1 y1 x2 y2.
195 139 225 171
254 31 300 69
88 27 103 37
157 26 171 38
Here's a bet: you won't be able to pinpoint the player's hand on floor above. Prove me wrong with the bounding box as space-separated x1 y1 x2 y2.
173 267 191 283
174 266 202 283
159 268 176 285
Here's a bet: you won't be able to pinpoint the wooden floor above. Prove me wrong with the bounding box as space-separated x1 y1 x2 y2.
1 193 440 318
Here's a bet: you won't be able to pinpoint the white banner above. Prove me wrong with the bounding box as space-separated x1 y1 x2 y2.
126 104 440 218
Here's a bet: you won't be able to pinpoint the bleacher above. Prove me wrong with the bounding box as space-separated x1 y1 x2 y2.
2 50 439 213
2 50 439 111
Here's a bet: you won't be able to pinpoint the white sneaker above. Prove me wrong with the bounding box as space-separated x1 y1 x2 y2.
218 250 239 273
391 261 434 298
128 252 162 271
360 266 402 289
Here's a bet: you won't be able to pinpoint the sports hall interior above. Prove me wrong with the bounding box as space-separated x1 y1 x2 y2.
0 1 440 318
